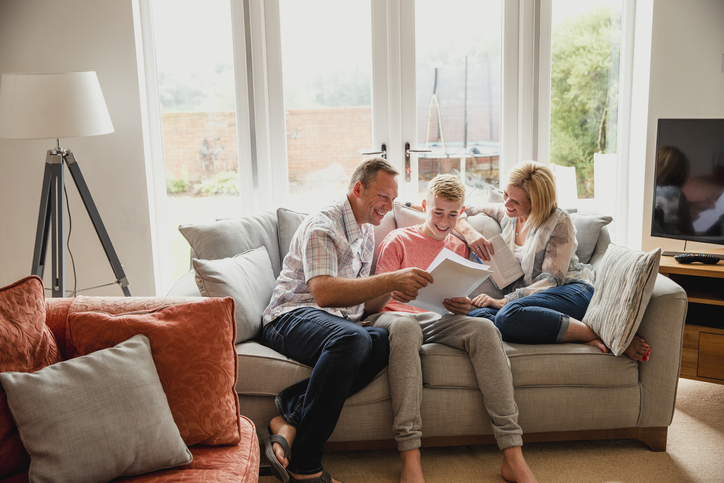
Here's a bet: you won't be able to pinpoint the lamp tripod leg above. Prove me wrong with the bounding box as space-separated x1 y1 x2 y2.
64 151 131 296
31 151 66 297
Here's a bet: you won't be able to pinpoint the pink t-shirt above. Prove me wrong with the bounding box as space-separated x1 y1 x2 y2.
375 225 469 313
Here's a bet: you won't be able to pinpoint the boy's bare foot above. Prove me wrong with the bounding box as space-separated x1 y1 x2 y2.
624 335 650 361
584 337 609 353
501 446 538 483
270 415 296 468
400 448 425 483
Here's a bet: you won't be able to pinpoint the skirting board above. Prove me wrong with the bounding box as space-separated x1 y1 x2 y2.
323 427 668 453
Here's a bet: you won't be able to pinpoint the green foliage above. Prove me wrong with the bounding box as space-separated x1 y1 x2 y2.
193 171 240 196
166 175 191 194
550 6 621 198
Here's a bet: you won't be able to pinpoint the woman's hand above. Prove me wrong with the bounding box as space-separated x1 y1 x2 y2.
458 223 494 261
443 297 472 315
471 294 506 310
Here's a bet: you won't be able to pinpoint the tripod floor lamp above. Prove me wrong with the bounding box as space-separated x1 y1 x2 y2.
0 72 130 297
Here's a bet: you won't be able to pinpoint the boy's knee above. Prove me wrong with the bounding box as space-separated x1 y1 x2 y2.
388 317 423 346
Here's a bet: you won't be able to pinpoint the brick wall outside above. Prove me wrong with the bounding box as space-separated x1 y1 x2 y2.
160 103 499 186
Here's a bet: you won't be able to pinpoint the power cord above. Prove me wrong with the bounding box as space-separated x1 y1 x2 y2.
64 184 78 297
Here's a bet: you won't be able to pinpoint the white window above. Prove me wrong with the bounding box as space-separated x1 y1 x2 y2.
138 0 633 290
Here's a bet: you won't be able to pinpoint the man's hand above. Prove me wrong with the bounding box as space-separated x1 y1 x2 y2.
390 267 434 295
471 294 506 310
443 297 472 315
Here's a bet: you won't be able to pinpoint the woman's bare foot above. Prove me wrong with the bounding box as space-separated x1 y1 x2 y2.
270 415 296 468
585 338 609 353
400 448 425 483
501 446 538 483
624 335 650 361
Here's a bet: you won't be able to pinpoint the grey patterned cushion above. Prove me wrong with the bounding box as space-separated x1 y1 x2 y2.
193 246 276 343
0 334 192 483
583 245 661 356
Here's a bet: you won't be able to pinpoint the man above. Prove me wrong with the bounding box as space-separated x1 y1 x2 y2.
368 174 538 483
260 157 433 483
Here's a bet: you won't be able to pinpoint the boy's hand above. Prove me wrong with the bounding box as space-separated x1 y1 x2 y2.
471 294 506 310
443 297 472 315
391 290 417 303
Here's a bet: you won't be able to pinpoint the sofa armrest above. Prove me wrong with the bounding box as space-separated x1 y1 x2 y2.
636 274 688 427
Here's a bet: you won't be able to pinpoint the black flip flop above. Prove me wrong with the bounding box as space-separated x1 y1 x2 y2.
289 469 340 483
259 426 291 482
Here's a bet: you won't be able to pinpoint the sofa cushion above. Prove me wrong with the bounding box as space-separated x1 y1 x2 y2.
0 334 192 483
0 275 61 479
193 246 276 343
277 207 307 263
570 213 613 264
371 208 400 273
235 340 390 406
420 342 640 389
179 211 283 278
67 297 241 446
583 245 661 356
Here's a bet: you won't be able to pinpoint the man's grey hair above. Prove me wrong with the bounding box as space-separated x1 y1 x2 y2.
348 157 399 192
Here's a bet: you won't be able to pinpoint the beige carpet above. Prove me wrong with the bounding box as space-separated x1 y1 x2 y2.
261 378 724 483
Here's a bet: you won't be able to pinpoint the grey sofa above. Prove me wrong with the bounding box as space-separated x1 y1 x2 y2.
169 203 688 452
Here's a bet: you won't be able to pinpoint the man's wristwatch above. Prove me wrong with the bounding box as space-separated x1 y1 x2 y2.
405 202 412 207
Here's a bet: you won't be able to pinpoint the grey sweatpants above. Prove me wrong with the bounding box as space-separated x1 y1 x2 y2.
366 311 523 452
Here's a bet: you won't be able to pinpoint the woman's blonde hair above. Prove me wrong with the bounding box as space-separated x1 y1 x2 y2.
506 161 557 230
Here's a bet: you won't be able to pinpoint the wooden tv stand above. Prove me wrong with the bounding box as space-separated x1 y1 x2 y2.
658 251 724 385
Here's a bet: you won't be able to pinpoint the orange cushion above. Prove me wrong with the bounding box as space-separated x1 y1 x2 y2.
0 276 61 478
112 415 260 483
67 297 241 446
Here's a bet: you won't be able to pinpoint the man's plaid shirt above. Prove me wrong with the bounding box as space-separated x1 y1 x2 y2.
262 197 375 325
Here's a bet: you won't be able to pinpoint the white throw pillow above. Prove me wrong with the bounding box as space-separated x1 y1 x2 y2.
0 334 192 483
193 246 276 343
582 245 661 356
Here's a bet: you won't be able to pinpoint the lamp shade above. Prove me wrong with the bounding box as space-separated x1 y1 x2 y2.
0 72 114 140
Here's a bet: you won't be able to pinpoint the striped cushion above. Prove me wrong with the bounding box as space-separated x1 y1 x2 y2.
583 245 661 356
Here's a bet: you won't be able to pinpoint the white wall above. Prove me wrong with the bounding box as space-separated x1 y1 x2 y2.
640 0 724 252
0 0 157 296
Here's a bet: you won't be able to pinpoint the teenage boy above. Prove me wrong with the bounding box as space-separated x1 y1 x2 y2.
367 174 538 483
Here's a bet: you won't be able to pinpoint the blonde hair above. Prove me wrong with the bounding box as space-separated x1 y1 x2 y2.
656 145 689 188
426 174 466 204
506 161 557 230
348 157 399 192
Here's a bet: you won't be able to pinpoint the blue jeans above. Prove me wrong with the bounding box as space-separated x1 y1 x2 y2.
468 283 594 344
261 307 389 475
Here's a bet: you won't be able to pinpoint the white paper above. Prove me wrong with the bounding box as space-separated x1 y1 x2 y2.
407 248 492 315
485 234 524 289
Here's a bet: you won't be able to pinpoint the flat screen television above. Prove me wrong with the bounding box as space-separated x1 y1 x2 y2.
651 118 724 246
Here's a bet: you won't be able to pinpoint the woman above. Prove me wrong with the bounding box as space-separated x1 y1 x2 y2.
459 161 650 361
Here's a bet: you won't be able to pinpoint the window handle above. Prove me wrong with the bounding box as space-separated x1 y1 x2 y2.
360 143 387 159
405 142 431 182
